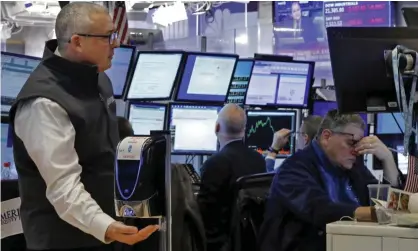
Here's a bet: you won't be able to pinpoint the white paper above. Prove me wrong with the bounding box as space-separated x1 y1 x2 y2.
1 197 23 239
117 137 149 161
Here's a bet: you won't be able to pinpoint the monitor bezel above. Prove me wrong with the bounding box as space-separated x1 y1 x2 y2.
225 58 255 105
126 101 168 136
111 44 136 99
124 50 186 101
243 59 315 109
168 101 223 155
173 51 239 104
244 108 297 158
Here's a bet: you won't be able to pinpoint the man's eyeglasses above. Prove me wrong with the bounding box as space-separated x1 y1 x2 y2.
330 130 362 147
68 32 119 44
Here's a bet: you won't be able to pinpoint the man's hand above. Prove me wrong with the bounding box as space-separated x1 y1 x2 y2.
105 221 159 245
271 128 292 150
354 135 393 162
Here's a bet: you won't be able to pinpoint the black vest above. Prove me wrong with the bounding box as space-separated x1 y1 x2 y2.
9 40 119 249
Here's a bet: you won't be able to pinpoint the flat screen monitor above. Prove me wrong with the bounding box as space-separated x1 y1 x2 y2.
273 1 394 80
226 59 254 104
327 27 418 113
126 51 184 100
245 110 296 157
1 52 41 114
127 102 167 135
1 122 17 180
312 101 368 133
175 52 238 103
169 103 222 154
245 60 314 108
105 45 135 98
376 113 405 134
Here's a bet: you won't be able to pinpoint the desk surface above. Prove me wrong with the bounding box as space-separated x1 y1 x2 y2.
327 222 418 239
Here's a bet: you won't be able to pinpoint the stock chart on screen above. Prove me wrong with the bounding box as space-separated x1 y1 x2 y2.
245 110 296 157
273 1 393 80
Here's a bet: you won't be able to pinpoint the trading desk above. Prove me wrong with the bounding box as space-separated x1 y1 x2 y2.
327 221 418 251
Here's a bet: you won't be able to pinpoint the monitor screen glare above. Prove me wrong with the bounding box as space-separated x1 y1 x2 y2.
1 53 41 113
105 47 134 97
245 110 296 157
245 60 312 107
128 104 166 135
170 104 221 154
176 54 237 102
127 52 183 99
1 123 17 180
226 60 254 104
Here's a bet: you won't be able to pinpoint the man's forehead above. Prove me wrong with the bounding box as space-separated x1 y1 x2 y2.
90 12 115 33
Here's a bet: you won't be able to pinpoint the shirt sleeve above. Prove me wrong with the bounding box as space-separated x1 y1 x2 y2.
265 157 275 172
14 98 115 243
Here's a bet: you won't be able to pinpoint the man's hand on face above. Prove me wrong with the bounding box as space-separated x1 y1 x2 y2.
354 135 393 162
105 221 159 245
272 128 292 150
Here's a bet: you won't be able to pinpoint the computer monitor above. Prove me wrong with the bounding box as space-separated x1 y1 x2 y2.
327 27 418 113
127 102 167 136
244 60 314 108
402 8 418 27
245 110 296 157
175 52 238 103
226 59 254 104
1 52 41 114
376 113 405 134
126 51 184 100
169 103 222 154
105 45 135 98
1 121 17 180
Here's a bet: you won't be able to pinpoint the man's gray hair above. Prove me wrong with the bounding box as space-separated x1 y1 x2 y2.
316 109 365 138
301 115 323 141
55 2 109 49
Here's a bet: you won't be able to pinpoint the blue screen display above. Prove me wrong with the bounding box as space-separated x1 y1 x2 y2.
176 54 237 102
169 104 222 154
273 1 393 79
1 123 17 180
245 60 313 108
376 113 405 134
105 47 134 97
1 53 41 113
226 60 254 104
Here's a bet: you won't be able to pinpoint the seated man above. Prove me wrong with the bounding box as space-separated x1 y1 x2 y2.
259 110 401 251
197 104 266 251
265 115 323 172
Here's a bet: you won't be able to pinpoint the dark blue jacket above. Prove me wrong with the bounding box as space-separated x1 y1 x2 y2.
258 141 378 251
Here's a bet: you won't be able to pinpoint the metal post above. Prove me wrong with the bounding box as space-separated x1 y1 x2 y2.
164 133 172 251
200 36 207 52
148 32 155 51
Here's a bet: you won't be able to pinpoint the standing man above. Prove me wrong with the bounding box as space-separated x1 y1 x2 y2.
9 2 158 251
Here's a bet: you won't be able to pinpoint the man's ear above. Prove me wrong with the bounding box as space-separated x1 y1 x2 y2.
215 123 220 134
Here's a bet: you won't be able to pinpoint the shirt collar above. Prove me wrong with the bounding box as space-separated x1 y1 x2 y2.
311 139 347 177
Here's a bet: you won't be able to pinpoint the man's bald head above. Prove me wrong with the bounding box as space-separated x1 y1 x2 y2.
216 104 247 139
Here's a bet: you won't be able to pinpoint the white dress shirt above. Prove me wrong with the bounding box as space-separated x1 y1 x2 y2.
14 97 115 243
